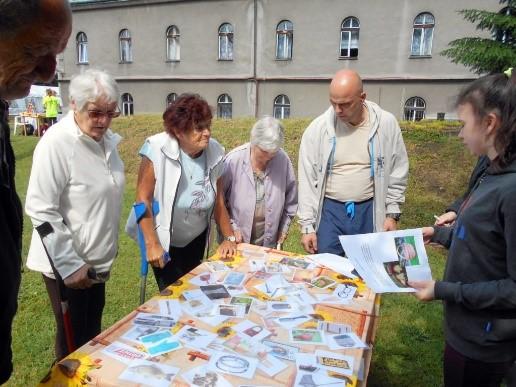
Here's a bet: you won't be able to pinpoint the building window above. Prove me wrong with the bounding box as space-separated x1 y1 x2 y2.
166 25 180 61
166 93 177 106
273 95 290 119
404 97 426 121
217 94 232 119
340 17 359 58
276 20 293 60
218 23 234 60
410 13 434 56
119 29 133 63
122 93 134 116
76 32 88 64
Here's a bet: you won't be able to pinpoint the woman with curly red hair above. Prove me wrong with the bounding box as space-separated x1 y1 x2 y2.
130 94 236 291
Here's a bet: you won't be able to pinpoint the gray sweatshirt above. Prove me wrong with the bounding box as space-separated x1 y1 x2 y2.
432 160 516 363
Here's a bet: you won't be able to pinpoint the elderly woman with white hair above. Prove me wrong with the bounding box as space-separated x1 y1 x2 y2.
221 116 297 247
25 69 124 360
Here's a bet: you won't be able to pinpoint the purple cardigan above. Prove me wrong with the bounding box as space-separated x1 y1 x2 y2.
221 143 298 247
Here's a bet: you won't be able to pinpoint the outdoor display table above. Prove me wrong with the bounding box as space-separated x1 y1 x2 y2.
20 112 45 136
40 243 379 387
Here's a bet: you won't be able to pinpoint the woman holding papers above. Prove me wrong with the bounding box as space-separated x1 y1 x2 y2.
25 70 125 360
220 116 297 248
131 94 236 291
411 72 516 387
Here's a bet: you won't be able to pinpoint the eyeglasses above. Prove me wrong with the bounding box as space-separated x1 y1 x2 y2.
86 108 121 120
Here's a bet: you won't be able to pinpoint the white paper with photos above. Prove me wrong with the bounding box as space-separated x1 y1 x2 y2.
158 299 182 319
182 365 233 387
327 331 368 350
207 351 258 380
175 325 218 349
307 253 357 279
118 360 179 387
102 341 148 365
256 353 288 377
315 349 354 376
339 228 432 293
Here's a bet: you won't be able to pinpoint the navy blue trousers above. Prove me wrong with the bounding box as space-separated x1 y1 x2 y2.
316 197 374 256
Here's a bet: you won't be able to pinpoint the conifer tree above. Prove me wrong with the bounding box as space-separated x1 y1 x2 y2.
441 0 516 74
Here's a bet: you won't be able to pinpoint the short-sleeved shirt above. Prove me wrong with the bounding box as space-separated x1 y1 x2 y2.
139 143 215 247
43 95 59 118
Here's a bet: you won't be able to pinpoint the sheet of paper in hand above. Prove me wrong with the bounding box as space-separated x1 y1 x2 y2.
339 228 432 293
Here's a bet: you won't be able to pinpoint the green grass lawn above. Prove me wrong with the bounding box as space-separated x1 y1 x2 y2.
7 116 472 386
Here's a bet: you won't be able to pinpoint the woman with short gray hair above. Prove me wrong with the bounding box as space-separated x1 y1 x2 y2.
25 69 125 360
221 116 297 248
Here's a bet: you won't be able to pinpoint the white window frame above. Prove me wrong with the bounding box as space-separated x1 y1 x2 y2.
404 97 426 121
166 93 178 106
76 32 88 64
339 17 360 58
218 23 234 61
276 20 293 60
273 95 290 119
217 94 232 119
122 93 134 116
410 13 434 57
119 29 133 63
166 25 180 61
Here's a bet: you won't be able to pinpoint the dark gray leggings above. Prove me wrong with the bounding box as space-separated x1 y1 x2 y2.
43 275 105 361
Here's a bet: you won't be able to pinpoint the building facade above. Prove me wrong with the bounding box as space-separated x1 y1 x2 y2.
61 0 501 119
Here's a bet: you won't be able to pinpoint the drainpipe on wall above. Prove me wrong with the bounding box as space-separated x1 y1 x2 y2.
253 0 258 118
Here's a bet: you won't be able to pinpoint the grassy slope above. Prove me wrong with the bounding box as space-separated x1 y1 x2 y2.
7 117 472 386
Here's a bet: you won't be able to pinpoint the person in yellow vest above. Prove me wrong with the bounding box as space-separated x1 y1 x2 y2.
43 88 59 126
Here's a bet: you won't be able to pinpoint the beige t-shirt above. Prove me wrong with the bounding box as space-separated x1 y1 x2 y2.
325 112 374 202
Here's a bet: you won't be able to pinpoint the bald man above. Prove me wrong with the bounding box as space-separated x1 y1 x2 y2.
0 0 71 382
298 70 409 255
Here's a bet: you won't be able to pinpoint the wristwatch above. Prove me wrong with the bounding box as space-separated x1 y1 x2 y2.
386 213 401 222
225 235 236 242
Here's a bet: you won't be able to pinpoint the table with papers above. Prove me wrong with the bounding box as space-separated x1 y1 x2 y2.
40 243 380 387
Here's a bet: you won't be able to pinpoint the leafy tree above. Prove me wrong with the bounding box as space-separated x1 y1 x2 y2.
441 0 516 74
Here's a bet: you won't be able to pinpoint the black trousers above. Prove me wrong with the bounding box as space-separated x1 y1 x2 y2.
444 342 515 387
152 229 207 291
43 275 105 361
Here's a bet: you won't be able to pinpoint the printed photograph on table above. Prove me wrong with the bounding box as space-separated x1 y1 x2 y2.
118 360 180 387
230 296 253 314
311 276 336 289
218 304 246 318
279 256 312 269
208 351 259 379
182 365 233 387
200 284 231 299
394 235 420 267
176 325 218 349
205 261 230 272
224 271 247 286
132 313 177 328
145 336 182 357
262 339 301 361
121 325 163 344
290 328 325 344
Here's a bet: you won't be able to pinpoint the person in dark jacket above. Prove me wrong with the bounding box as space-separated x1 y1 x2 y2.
0 1 71 383
411 73 516 387
434 156 489 226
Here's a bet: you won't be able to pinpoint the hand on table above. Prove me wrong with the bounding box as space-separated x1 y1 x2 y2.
64 264 93 289
409 280 436 301
301 233 317 254
234 229 243 243
218 240 237 258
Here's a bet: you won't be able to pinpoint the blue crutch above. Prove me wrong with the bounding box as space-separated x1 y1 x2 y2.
134 200 169 305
